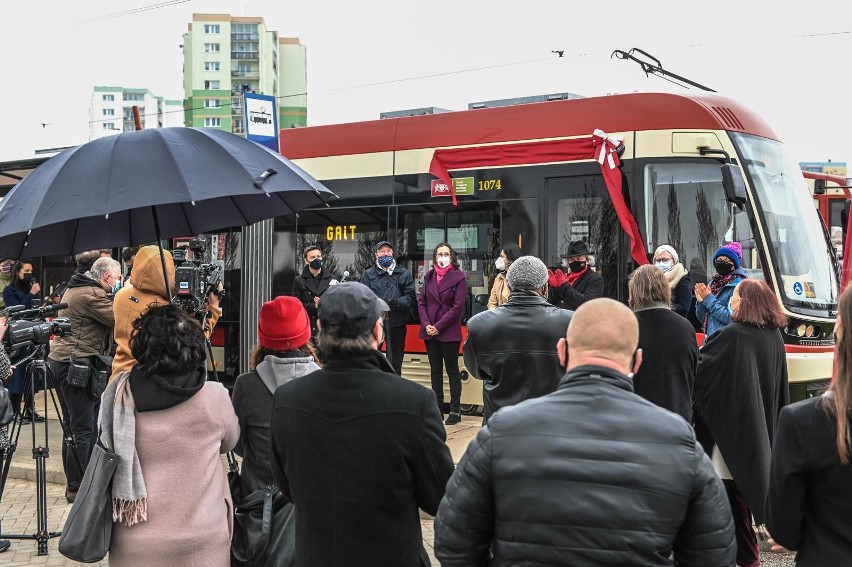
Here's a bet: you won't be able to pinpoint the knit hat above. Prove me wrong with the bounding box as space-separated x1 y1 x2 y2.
653 245 679 264
713 242 743 269
506 256 548 291
258 296 312 351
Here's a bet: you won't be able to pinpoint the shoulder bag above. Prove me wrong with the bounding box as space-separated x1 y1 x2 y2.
231 485 296 567
59 379 119 562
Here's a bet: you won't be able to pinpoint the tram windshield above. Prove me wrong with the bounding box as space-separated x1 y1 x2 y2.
731 132 839 312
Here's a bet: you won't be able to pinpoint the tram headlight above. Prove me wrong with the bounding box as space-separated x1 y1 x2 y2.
797 324 807 337
805 325 815 338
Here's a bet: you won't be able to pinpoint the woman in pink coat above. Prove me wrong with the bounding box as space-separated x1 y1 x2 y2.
107 305 239 567
417 242 468 426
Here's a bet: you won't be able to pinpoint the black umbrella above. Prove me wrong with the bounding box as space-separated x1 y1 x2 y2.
0 127 335 258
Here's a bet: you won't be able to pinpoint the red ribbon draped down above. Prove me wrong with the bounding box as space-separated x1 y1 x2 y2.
428 132 649 266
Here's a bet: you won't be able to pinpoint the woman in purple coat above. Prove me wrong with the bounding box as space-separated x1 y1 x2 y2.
418 242 468 425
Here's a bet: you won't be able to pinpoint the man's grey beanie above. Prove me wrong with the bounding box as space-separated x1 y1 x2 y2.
506 256 548 290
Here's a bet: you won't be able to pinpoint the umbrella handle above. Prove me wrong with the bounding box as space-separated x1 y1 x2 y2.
151 206 173 303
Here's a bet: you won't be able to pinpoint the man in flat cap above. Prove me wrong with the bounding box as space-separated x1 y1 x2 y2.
464 256 573 422
269 282 454 567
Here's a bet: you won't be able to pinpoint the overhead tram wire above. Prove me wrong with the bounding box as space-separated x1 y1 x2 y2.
77 0 191 24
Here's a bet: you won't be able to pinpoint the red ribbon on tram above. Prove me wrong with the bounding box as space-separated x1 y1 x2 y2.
428 131 649 265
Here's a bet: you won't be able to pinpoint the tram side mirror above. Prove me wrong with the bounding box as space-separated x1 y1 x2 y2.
814 179 827 195
721 163 747 205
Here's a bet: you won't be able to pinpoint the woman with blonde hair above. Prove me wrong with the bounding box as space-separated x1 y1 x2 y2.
767 286 852 566
695 278 788 567
628 264 697 422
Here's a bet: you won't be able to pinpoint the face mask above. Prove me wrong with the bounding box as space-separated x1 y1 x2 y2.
714 259 735 276
125 267 132 279
377 255 394 269
0 263 12 274
21 274 33 284
111 280 122 294
655 260 672 273
309 258 323 270
567 261 586 274
494 257 505 271
436 257 451 268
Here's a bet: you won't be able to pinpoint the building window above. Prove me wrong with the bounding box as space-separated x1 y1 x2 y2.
102 94 115 102
204 61 220 72
204 24 220 34
123 93 143 101
102 108 115 116
204 80 221 90
204 99 221 108
204 43 220 53
204 118 222 127
102 123 116 130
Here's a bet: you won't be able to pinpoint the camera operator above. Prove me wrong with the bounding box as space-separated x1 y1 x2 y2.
3 259 43 423
46 256 120 504
111 245 221 380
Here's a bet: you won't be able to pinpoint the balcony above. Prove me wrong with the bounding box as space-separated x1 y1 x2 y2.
231 51 259 60
231 70 259 79
231 33 259 41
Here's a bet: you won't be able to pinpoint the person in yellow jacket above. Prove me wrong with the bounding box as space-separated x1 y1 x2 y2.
110 245 221 380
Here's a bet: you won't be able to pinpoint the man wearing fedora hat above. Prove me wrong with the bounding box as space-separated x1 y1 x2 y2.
548 240 604 311
270 282 454 567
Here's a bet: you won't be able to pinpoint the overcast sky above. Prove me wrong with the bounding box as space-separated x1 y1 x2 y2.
2 1 850 166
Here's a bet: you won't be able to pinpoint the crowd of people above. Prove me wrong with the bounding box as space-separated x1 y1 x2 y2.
0 236 850 566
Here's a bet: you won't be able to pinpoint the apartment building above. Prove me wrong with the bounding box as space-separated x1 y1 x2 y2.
90 87 183 140
182 13 307 135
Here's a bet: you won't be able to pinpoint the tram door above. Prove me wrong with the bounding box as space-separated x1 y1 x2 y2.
545 175 621 300
396 203 501 410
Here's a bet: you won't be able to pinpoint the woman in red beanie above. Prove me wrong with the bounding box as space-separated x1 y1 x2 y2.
231 296 320 496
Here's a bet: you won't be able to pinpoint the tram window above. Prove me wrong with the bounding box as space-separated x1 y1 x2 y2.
398 204 500 321
645 162 759 285
294 207 389 281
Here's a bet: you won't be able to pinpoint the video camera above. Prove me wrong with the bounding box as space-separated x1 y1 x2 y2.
172 236 223 317
3 300 72 352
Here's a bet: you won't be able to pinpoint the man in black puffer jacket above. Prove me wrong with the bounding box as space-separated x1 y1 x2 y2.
435 298 735 567
464 256 573 421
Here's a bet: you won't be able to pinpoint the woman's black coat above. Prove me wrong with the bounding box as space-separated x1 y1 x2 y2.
694 322 789 524
767 397 852 567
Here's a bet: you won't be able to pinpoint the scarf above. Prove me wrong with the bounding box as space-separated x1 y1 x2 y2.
434 263 451 284
704 271 745 332
110 372 148 527
662 262 687 290
708 271 739 296
564 265 589 286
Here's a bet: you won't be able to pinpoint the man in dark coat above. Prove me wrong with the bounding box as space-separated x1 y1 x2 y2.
270 282 454 567
360 240 416 375
435 298 735 567
547 240 605 310
464 256 573 421
291 245 337 342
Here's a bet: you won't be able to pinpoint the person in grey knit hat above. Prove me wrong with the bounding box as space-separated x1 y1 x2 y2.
464 255 574 421
506 255 549 292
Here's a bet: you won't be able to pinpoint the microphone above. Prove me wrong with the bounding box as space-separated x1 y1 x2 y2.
341 270 350 282
3 305 25 314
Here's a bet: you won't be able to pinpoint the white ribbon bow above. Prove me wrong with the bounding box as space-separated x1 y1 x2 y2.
592 128 623 170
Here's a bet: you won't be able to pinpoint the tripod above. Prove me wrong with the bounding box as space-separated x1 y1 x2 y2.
0 343 83 555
